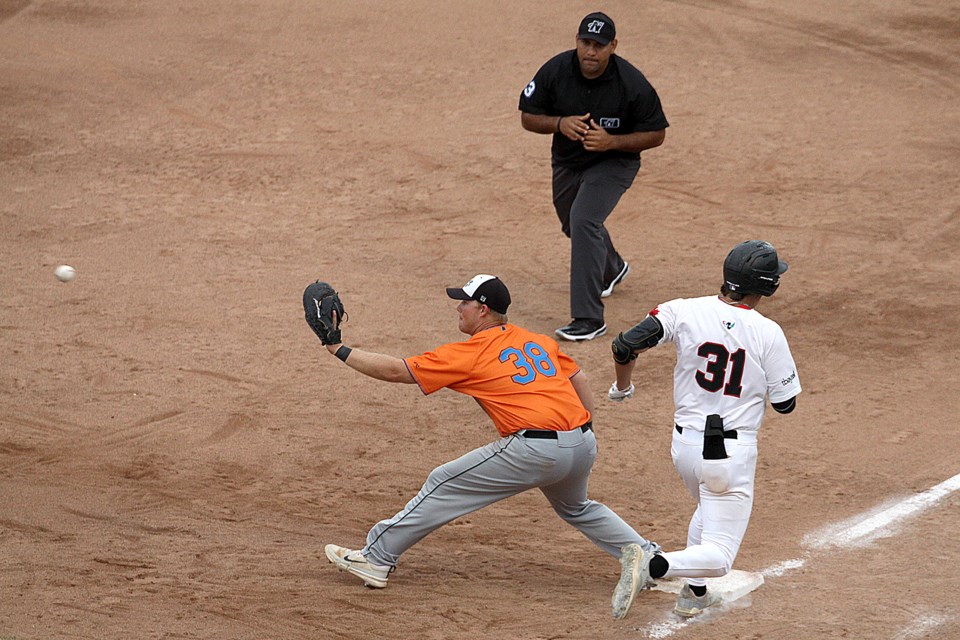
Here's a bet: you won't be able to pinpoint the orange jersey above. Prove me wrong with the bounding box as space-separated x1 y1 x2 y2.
404 324 591 437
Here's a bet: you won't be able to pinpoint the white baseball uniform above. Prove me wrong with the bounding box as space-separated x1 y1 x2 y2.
650 295 800 585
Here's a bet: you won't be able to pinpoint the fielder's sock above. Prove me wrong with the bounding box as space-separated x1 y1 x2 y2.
690 584 707 597
650 554 668 579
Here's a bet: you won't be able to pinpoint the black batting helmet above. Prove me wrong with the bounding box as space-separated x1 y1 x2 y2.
723 240 788 296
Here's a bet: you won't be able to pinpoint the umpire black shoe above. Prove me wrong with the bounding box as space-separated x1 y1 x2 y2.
601 261 630 298
556 319 607 341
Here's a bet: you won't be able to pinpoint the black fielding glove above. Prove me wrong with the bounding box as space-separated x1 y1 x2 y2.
303 281 347 345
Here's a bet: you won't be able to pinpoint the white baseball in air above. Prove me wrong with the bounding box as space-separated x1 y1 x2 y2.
54 264 76 283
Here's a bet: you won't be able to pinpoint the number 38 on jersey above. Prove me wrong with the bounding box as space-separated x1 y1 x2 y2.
499 342 557 384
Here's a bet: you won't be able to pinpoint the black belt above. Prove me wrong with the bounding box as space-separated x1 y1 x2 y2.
520 422 592 439
675 424 737 439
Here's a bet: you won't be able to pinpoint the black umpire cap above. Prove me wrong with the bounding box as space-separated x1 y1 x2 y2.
578 12 616 45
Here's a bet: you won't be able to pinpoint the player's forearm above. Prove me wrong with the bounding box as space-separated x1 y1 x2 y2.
569 371 595 416
608 129 665 152
521 112 564 134
614 361 636 392
325 344 415 383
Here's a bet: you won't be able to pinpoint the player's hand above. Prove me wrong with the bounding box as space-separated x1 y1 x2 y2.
608 381 635 402
582 119 614 152
561 113 591 142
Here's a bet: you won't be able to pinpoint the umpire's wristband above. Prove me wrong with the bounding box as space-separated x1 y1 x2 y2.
334 345 352 362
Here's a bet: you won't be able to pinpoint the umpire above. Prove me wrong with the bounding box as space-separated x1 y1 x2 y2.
519 11 668 341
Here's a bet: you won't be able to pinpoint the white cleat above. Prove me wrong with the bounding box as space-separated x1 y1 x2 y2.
611 543 655 619
325 544 392 589
674 582 722 617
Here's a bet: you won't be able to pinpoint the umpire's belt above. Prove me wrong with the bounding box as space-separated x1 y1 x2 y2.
675 424 737 439
520 422 592 439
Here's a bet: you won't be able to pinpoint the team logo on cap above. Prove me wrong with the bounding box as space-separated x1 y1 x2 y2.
524 80 536 97
587 20 605 34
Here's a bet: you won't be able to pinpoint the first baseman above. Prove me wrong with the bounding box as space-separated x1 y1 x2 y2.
305 274 659 589
607 241 801 619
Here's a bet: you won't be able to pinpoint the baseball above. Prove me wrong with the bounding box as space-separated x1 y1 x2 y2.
54 264 76 283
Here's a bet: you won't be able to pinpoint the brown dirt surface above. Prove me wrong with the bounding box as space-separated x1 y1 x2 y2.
2 1 959 639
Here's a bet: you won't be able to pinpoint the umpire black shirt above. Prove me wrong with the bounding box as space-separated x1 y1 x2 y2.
519 50 669 169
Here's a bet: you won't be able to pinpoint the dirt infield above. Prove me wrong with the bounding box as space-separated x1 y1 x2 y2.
2 1 959 638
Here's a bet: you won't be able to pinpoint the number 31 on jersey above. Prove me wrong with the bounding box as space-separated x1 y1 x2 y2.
696 342 745 397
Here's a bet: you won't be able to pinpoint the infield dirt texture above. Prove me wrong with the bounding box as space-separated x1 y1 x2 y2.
2 1 959 639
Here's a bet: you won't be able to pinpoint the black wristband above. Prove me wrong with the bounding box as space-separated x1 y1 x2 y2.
334 345 352 362
556 116 563 132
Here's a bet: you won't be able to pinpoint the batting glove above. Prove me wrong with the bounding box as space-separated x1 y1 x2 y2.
608 381 635 402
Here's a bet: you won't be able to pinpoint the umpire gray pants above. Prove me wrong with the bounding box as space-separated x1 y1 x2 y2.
553 158 640 321
361 428 657 568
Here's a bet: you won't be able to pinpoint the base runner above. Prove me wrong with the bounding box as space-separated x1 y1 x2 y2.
606 241 801 619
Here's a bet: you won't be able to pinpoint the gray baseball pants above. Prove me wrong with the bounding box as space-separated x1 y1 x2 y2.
361 427 657 567
552 158 641 322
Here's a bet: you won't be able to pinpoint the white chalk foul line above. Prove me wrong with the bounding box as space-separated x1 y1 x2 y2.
804 473 960 549
637 472 960 638
761 558 805 577
893 613 953 640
